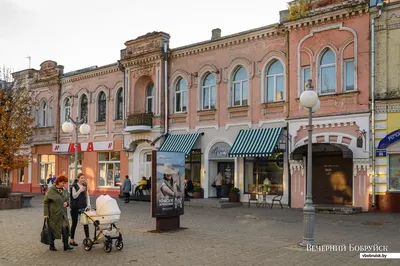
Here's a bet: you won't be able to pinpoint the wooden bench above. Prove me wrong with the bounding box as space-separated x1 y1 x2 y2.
22 195 35 208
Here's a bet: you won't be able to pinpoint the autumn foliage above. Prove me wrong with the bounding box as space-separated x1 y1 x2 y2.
0 68 35 184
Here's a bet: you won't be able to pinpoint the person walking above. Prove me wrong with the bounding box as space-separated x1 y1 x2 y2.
122 175 132 203
215 172 223 199
69 173 91 247
43 174 73 251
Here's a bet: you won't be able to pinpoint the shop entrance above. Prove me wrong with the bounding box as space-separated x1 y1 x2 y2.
218 162 234 197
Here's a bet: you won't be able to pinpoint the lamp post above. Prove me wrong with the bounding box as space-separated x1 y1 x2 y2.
61 116 91 186
299 79 320 247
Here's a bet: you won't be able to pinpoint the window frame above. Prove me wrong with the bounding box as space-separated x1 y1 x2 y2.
343 59 355 92
97 91 107 122
40 100 47 127
174 78 187 113
201 73 216 110
231 66 248 107
18 167 24 183
39 155 55 185
319 49 337 94
115 88 124 120
300 66 311 94
265 60 285 103
98 152 121 188
146 83 154 114
62 97 71 124
79 94 89 123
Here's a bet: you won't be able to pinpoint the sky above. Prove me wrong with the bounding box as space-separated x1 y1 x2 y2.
0 0 289 73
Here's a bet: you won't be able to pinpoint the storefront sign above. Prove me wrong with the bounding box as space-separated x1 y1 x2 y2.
209 142 231 160
378 129 400 149
52 141 114 153
376 149 387 157
154 151 185 218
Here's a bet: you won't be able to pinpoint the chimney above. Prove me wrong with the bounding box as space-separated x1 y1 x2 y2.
211 28 221 40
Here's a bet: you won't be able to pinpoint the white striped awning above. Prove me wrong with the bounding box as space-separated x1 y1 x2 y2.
159 133 201 155
228 127 283 157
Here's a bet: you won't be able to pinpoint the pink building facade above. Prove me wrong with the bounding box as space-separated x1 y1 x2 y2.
11 0 372 210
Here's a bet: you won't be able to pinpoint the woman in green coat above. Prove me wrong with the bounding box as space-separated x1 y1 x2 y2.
43 174 73 251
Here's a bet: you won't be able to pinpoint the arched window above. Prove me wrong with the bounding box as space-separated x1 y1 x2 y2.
146 83 154 113
174 78 187 113
266 60 284 102
80 94 88 123
201 73 216 110
98 91 106 122
62 98 71 123
40 100 47 127
116 88 123 120
232 66 248 106
319 49 336 94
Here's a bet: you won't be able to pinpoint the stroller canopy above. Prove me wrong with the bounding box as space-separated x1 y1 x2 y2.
96 194 121 216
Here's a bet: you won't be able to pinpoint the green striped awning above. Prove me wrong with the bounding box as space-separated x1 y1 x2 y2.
159 133 201 155
228 127 283 157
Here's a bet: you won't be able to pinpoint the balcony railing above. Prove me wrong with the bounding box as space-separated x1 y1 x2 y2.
126 112 153 127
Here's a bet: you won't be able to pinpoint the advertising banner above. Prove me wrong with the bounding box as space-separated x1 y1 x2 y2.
155 151 185 217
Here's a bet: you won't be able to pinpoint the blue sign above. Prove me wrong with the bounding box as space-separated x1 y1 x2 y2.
376 149 387 157
378 129 400 149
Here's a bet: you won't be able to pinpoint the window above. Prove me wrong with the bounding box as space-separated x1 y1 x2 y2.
244 152 283 193
80 94 88 123
232 66 248 106
39 100 47 127
18 168 24 183
116 88 123 120
185 150 202 187
98 91 106 122
301 66 311 93
388 154 400 191
266 60 284 102
98 152 120 187
39 155 55 184
344 60 355 92
146 83 154 113
319 49 336 94
174 78 187 113
144 152 152 179
62 98 71 123
68 153 83 184
201 73 216 110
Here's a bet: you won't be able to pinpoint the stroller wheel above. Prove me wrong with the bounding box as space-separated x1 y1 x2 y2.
83 238 93 251
115 239 124 251
104 241 112 253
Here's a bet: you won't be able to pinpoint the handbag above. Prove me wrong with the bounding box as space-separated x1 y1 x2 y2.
211 182 217 188
40 219 50 245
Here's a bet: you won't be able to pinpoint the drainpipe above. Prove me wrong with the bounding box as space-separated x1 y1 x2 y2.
371 3 383 208
285 28 291 207
117 61 126 119
163 41 169 135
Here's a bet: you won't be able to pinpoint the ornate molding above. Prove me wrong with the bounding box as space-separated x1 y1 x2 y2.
131 65 156 78
353 158 370 178
290 160 304 176
61 66 120 84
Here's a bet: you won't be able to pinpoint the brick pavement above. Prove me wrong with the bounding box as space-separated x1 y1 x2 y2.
0 195 399 266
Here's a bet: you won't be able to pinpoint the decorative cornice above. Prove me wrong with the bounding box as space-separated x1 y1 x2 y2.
30 79 60 89
120 54 163 68
284 4 368 31
61 67 120 84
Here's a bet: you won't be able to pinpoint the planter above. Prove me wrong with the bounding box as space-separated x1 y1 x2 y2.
193 192 203 199
0 193 22 210
228 192 240 202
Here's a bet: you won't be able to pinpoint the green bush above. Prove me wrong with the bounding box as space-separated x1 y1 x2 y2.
0 186 11 198
230 187 240 194
193 186 204 193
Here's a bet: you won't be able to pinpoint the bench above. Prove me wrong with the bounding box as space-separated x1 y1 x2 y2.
22 195 35 208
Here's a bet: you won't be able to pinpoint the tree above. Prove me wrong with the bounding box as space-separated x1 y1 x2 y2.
0 67 36 186
287 0 312 21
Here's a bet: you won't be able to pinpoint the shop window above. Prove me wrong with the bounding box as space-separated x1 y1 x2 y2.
39 155 55 184
18 168 24 183
98 152 120 187
185 149 201 187
388 154 400 191
68 153 83 184
244 152 284 193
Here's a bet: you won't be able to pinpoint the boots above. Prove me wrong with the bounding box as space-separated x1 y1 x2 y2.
49 244 57 251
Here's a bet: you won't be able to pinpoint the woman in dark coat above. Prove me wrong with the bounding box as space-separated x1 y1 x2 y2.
43 174 73 251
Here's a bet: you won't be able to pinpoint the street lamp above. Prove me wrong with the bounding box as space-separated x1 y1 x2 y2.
299 79 320 247
62 116 91 186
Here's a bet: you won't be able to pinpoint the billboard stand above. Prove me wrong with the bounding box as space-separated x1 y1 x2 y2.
151 150 186 232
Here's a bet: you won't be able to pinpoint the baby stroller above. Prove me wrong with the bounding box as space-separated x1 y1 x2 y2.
79 194 123 253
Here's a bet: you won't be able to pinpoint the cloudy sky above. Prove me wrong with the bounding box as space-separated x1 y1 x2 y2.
1 0 288 73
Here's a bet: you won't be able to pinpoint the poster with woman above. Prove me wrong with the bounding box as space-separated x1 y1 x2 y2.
155 151 185 217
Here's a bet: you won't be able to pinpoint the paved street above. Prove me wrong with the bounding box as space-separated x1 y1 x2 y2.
1 195 400 266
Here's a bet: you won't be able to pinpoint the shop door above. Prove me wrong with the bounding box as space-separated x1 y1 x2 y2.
218 162 234 197
312 154 353 205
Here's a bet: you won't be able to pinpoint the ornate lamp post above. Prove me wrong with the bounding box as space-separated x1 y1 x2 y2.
61 116 91 186
299 79 320 247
